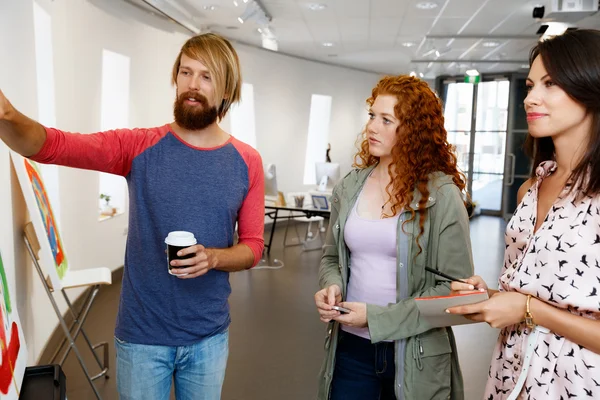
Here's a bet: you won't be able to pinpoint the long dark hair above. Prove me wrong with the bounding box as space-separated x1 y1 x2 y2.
524 29 600 197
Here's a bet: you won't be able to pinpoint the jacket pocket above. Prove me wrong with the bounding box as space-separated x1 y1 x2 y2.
411 331 452 399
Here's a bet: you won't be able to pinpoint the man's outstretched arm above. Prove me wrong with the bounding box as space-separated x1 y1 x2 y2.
0 89 47 157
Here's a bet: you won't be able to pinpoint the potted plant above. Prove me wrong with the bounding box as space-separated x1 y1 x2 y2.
465 199 480 219
100 193 116 216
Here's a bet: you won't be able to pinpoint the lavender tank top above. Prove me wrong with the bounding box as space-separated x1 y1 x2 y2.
342 190 399 340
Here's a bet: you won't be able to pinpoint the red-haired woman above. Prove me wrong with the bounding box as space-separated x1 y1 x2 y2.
315 75 473 400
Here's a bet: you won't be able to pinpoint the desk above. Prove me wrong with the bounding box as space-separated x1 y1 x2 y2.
264 205 331 254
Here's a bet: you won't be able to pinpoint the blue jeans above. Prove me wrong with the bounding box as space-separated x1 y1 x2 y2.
115 330 229 400
330 330 396 400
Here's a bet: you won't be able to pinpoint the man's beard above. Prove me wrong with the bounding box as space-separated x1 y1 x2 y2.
173 91 218 131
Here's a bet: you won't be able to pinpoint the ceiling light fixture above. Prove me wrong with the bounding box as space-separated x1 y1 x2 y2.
415 1 438 10
482 41 499 47
401 42 416 47
233 0 238 6
422 48 437 57
203 5 217 11
260 25 277 51
466 69 480 76
540 22 569 41
237 0 272 26
409 71 417 77
322 42 334 47
419 72 424 78
307 3 327 11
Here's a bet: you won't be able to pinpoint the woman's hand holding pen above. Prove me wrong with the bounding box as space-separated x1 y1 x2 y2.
449 275 489 295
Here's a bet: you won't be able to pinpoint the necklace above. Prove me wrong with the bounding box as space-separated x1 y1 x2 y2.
374 168 390 214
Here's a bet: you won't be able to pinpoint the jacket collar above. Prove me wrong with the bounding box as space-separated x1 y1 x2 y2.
341 165 455 211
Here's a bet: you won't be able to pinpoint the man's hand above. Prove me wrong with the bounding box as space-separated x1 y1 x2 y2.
0 89 13 121
169 244 216 279
315 285 342 323
0 89 46 156
333 302 368 328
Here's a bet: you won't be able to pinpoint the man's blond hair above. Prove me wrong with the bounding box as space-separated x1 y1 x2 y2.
172 33 242 120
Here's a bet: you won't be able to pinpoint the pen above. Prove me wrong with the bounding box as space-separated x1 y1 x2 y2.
424 266 469 285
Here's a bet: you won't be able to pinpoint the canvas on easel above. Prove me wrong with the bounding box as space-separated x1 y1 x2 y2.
11 152 67 289
0 250 28 399
12 152 112 399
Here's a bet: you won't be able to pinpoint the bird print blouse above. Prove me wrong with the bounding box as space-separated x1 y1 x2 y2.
485 161 600 400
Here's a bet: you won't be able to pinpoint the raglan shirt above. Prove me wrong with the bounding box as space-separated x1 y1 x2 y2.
31 124 265 345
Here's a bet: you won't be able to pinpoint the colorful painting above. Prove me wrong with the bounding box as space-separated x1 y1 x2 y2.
12 152 68 289
23 159 67 279
0 251 27 399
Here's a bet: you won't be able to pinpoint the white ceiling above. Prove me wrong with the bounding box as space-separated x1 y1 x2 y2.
138 0 600 78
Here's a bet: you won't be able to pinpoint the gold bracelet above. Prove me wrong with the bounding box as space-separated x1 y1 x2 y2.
524 294 535 329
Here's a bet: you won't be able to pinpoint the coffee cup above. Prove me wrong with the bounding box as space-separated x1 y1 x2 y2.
165 231 197 275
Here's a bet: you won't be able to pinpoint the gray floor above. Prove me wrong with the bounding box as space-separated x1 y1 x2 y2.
50 215 506 400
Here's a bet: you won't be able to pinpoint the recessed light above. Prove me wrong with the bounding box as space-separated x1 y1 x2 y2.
307 3 327 11
233 0 238 6
520 64 530 69
322 42 334 47
419 72 424 78
482 41 499 47
237 17 244 24
416 1 438 10
401 42 416 47
203 5 217 11
409 71 417 77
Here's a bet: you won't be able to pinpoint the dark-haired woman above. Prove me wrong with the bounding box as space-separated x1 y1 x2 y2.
448 29 600 399
314 75 474 400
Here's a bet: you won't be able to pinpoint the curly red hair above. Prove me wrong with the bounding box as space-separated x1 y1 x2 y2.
354 75 466 253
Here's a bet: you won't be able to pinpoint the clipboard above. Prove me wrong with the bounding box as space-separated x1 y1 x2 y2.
415 291 489 327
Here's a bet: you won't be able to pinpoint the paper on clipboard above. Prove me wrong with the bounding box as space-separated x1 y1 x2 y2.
415 291 489 327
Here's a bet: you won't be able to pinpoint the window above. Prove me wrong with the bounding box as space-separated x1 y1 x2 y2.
99 49 130 220
303 95 332 185
33 1 60 222
229 83 257 148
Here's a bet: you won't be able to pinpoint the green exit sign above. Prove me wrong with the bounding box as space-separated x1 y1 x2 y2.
464 74 481 84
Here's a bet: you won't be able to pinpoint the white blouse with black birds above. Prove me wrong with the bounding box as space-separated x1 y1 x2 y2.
484 161 600 400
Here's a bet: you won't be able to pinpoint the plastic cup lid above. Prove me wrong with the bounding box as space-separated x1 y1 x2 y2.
164 231 197 247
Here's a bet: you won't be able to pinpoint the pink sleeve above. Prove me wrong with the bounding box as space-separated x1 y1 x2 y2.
31 125 169 176
232 139 265 267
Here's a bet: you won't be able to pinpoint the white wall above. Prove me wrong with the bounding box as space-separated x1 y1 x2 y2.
230 43 378 193
0 0 378 363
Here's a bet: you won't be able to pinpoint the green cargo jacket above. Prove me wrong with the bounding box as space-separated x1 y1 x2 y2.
317 165 474 400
